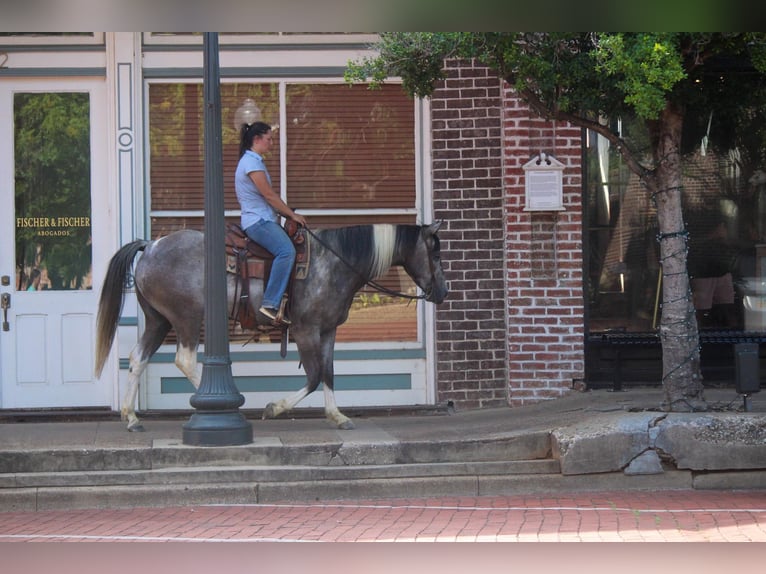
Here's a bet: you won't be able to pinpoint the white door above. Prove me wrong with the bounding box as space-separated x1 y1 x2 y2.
0 79 111 408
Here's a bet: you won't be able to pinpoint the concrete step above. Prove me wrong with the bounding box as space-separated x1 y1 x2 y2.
0 431 553 474
0 465 698 512
0 459 563 511
2 459 561 489
0 429 568 511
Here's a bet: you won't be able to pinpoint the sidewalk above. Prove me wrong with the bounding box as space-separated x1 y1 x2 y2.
1 387 762 451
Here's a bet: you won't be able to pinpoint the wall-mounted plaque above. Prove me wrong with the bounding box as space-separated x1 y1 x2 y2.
523 152 565 211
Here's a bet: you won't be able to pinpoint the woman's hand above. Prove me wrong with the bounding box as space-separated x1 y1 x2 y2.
290 211 308 228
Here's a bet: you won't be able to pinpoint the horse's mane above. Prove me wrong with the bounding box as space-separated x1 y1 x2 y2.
318 224 397 279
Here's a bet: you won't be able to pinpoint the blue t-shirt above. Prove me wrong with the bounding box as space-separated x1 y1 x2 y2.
235 150 276 229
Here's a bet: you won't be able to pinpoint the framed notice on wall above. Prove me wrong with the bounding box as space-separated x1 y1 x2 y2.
523 152 565 211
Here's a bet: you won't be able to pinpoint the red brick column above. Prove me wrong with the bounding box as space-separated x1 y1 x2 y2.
430 61 586 410
502 84 585 405
430 60 507 408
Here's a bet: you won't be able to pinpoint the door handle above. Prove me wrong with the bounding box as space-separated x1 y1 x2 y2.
1 292 9 331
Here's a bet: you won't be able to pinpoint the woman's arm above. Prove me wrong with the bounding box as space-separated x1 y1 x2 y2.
249 171 307 227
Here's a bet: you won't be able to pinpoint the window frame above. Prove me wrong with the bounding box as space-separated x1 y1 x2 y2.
0 33 104 46
142 33 378 47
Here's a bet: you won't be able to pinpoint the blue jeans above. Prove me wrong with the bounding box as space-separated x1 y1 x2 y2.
244 219 296 309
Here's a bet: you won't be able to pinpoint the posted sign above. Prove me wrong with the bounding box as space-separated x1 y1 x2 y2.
523 152 565 211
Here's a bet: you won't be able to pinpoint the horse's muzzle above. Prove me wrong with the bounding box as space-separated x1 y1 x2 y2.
426 284 449 304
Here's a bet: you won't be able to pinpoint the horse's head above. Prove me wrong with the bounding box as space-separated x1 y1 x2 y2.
404 221 449 304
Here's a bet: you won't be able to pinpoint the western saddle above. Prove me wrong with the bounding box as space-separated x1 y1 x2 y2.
225 221 309 351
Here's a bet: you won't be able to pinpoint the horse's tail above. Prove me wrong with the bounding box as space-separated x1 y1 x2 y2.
94 239 150 377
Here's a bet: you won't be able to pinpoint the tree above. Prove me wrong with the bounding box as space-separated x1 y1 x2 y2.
346 32 766 411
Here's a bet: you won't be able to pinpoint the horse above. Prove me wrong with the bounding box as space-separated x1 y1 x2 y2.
95 222 448 432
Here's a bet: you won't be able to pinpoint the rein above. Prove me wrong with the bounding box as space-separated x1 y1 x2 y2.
304 227 427 301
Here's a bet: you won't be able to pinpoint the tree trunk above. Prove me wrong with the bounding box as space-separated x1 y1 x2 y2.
650 103 707 411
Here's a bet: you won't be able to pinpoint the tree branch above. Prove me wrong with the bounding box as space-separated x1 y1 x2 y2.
517 86 653 183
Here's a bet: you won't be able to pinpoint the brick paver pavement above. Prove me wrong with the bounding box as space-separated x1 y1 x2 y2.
1 490 764 542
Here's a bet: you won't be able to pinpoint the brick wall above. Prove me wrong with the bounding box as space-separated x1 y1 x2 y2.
430 60 586 410
431 60 508 408
502 84 586 405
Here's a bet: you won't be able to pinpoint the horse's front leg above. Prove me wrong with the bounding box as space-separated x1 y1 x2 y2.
323 382 354 430
263 328 322 422
320 329 354 430
262 386 310 420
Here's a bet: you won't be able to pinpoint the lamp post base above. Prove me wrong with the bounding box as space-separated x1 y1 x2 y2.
182 411 253 446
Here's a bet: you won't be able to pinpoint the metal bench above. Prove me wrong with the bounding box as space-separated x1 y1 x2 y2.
588 330 766 405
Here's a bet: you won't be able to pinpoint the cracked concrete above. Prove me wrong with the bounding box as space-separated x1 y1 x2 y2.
552 411 766 476
653 414 766 470
551 412 657 475
624 450 664 475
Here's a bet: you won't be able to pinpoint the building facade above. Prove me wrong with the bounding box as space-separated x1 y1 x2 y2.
1 33 763 414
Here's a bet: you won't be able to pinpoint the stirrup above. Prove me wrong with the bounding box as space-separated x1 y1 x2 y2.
259 305 291 326
276 294 291 326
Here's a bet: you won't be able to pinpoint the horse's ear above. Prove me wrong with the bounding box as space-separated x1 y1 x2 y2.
426 220 443 235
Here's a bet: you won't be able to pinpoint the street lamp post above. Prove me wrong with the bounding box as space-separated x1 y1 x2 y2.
182 32 253 446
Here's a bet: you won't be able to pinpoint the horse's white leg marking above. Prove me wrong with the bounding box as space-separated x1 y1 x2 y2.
175 345 201 390
323 384 354 430
263 386 310 419
122 346 149 431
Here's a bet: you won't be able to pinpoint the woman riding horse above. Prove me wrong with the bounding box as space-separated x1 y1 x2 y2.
95 222 448 432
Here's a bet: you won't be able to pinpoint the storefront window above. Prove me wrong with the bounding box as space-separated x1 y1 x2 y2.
148 82 417 343
586 112 766 333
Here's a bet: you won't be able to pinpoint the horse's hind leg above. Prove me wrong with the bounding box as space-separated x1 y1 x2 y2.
319 330 354 430
173 317 203 390
122 354 145 432
122 302 171 432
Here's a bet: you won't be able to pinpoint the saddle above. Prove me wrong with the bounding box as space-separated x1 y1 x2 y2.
225 221 309 343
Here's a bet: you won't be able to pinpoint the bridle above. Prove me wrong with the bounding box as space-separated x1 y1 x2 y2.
304 227 430 301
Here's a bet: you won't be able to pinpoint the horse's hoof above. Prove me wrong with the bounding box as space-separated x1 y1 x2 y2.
128 424 145 433
262 403 278 420
337 419 355 430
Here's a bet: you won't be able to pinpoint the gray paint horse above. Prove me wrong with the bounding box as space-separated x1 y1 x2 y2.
95 222 448 431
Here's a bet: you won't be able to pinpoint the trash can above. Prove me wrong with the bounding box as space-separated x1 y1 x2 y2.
735 343 760 395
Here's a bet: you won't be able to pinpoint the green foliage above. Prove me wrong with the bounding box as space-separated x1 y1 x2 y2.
353 292 387 310
594 33 686 119
346 33 466 98
348 32 766 127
